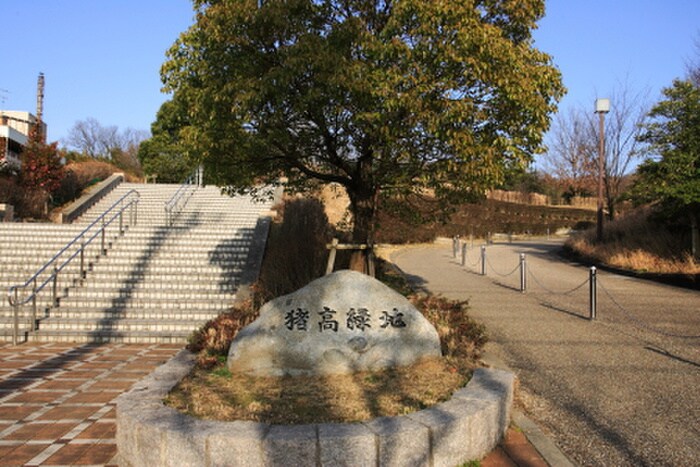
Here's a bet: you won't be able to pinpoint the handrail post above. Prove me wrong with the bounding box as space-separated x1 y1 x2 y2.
480 246 486 276
80 241 86 280
32 279 37 331
589 266 597 320
519 253 527 293
13 289 18 345
101 219 106 255
119 211 124 235
52 265 59 308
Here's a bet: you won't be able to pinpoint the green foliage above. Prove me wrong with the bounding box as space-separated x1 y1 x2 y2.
138 99 194 182
634 79 700 217
162 0 564 242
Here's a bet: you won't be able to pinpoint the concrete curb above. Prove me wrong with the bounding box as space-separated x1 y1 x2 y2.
116 350 516 466
480 351 577 467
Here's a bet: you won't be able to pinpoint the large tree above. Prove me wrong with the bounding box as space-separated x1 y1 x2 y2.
138 99 194 182
163 0 564 249
633 78 700 258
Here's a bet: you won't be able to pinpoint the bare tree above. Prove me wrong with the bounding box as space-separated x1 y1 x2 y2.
596 82 650 219
543 79 649 218
542 107 597 200
64 118 148 160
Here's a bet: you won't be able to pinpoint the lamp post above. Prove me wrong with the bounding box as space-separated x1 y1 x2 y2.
594 98 610 242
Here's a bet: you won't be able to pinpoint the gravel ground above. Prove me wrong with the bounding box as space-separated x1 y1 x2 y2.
392 240 700 467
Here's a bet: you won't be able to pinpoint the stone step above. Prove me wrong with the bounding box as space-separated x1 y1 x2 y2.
28 329 193 344
0 180 274 344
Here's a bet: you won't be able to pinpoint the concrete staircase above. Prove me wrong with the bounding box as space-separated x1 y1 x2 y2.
0 182 275 343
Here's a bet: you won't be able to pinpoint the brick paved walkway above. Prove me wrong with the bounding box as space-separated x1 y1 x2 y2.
0 343 179 466
0 343 548 466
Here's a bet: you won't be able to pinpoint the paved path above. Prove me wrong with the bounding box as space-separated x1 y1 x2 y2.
0 342 544 467
0 343 179 466
393 240 700 467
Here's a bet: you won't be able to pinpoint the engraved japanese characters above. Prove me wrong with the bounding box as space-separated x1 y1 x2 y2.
226 270 441 376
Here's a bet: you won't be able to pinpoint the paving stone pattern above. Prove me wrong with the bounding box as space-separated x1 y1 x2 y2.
0 343 178 466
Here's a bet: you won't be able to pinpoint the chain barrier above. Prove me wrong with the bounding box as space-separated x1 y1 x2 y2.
449 241 698 339
461 245 482 269
485 257 520 278
598 278 700 339
527 269 589 296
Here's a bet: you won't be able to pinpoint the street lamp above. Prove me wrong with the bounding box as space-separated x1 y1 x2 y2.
594 98 610 242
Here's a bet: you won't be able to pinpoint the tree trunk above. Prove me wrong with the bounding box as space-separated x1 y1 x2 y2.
348 158 377 275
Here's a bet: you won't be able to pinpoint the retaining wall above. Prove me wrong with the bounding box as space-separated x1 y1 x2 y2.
59 173 124 223
116 350 515 467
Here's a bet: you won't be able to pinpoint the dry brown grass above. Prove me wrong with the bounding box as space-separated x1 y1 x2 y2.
165 357 466 424
169 282 486 424
566 207 699 274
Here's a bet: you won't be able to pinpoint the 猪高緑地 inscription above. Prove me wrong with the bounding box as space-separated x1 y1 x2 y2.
284 307 406 332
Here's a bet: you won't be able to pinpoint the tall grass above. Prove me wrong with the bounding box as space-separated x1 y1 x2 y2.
566 207 698 274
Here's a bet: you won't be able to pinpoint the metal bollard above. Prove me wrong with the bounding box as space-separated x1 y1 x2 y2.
480 246 486 275
589 266 597 320
461 243 467 267
519 253 526 293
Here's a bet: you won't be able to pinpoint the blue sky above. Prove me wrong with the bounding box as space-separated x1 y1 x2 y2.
1 0 699 152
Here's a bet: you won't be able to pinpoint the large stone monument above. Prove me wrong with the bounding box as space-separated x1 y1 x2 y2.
227 270 441 376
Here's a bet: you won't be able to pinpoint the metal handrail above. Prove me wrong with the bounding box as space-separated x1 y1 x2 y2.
7 189 140 344
164 165 203 226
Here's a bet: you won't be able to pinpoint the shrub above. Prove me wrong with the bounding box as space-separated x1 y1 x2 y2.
411 295 488 369
187 300 259 367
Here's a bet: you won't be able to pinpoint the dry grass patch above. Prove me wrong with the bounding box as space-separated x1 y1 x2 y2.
165 357 466 424
566 207 699 275
168 285 486 425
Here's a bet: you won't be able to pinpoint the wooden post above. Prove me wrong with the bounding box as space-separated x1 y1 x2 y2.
326 238 339 275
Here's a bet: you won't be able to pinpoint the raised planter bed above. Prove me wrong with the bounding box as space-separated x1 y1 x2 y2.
116 350 515 466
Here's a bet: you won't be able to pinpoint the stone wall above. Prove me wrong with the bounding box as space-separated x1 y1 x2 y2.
117 350 515 467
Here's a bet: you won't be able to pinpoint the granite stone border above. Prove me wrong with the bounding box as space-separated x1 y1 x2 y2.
116 350 515 467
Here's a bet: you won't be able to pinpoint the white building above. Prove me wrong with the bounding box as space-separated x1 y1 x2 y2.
0 110 47 170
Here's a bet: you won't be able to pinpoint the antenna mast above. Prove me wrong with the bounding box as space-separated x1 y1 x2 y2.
36 72 45 141
36 73 45 122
